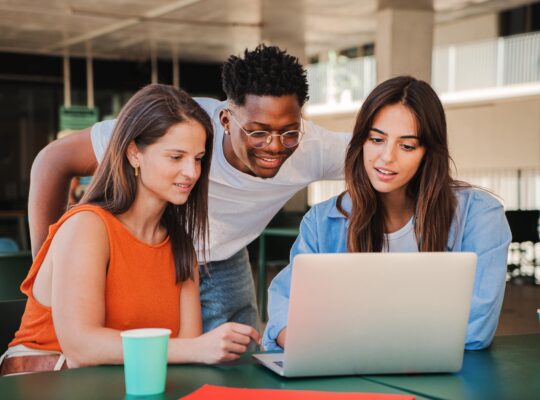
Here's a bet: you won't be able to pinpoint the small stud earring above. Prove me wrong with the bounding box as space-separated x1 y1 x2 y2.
134 165 140 177
224 129 230 135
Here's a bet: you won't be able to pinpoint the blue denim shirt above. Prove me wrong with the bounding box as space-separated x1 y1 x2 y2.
263 188 511 351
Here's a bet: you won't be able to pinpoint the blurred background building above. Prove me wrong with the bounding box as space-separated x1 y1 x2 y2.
0 0 538 331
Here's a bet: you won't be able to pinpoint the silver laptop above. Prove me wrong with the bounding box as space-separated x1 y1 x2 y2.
254 252 477 377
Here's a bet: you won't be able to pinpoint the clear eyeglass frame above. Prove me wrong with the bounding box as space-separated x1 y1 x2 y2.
227 108 304 149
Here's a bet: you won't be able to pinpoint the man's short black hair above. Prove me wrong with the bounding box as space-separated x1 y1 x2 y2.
221 44 309 106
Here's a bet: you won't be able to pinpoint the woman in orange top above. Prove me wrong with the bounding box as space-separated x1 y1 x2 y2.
1 84 259 375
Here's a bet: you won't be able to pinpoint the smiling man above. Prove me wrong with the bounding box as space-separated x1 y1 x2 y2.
29 45 351 333
222 96 301 178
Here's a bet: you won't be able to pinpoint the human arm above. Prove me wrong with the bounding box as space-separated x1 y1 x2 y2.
51 211 122 367
461 191 512 350
29 128 97 257
262 208 320 351
178 266 202 338
51 212 259 367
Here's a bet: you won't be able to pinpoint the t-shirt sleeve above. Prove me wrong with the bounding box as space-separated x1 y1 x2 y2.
90 119 117 163
304 120 351 180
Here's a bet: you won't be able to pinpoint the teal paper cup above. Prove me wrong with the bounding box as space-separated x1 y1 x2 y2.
121 328 171 396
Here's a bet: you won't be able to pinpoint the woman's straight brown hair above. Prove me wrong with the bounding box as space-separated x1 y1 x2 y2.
80 84 213 282
337 76 467 252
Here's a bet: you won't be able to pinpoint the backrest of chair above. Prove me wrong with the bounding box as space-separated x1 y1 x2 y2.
0 252 32 301
505 210 540 243
0 299 26 352
0 237 19 253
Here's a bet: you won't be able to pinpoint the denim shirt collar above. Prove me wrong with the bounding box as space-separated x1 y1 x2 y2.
328 192 351 219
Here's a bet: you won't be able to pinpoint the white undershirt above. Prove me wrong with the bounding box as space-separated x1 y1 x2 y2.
384 216 418 252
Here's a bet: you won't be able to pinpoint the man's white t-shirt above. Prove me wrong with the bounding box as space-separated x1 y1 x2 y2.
91 98 351 262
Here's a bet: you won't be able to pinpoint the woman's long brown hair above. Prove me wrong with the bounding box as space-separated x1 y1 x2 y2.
337 76 466 252
80 84 213 282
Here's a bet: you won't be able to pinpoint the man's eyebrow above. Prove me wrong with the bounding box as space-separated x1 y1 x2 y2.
370 127 419 140
246 120 300 129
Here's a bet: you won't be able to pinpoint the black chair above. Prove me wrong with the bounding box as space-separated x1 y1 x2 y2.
0 251 32 301
0 252 31 352
505 210 540 243
505 210 540 284
0 299 26 352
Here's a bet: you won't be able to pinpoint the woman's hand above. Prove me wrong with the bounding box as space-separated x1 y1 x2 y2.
192 322 260 364
276 327 287 349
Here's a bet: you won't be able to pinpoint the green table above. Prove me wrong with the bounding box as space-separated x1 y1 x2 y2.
1 335 536 399
257 227 299 321
364 334 540 400
0 355 423 400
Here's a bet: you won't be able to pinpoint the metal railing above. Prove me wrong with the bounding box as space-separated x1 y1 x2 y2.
307 56 376 106
433 31 540 93
306 31 540 106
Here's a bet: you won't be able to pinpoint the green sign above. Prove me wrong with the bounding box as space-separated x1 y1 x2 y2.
59 106 99 131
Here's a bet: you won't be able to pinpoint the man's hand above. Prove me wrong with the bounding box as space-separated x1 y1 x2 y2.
192 322 261 364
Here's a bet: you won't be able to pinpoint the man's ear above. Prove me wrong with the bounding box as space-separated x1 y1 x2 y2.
219 109 231 135
126 141 140 167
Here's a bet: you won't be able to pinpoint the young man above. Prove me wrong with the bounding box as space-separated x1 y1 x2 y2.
29 45 351 333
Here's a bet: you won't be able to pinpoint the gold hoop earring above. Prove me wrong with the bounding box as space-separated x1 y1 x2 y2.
134 165 140 177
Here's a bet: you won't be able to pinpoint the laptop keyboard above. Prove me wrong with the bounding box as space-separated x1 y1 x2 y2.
273 361 283 367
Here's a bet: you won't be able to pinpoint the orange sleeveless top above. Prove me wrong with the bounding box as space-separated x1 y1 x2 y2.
10 204 181 351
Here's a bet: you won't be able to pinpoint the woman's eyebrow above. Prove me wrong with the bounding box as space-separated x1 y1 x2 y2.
370 127 419 139
163 149 187 153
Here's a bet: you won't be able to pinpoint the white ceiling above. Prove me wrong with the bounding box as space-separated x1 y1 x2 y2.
0 0 533 62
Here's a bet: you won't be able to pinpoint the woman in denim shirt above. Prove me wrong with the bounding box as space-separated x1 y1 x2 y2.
263 76 511 352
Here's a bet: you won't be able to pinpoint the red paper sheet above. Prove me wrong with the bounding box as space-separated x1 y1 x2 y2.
180 384 415 400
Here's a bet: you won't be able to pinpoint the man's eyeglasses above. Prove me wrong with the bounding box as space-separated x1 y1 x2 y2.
227 109 304 149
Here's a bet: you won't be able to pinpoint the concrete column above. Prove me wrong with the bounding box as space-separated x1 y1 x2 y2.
172 45 180 88
150 43 158 84
261 0 307 65
376 0 434 83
